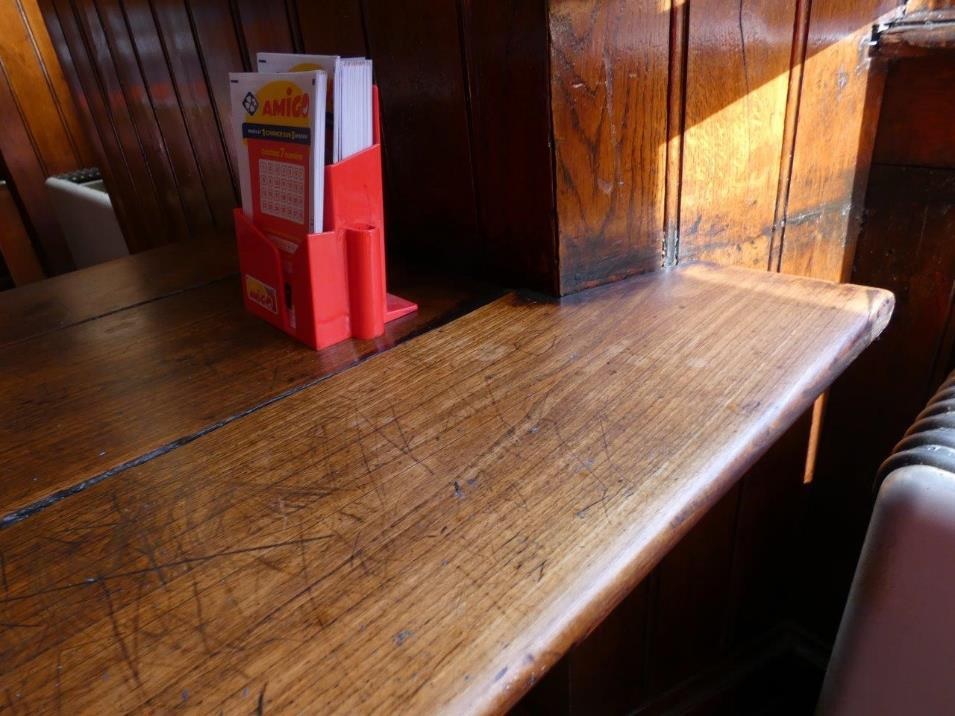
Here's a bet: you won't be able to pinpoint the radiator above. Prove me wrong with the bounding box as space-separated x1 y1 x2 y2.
819 372 955 715
45 168 128 268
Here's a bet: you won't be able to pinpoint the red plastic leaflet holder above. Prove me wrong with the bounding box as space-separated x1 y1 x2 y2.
234 87 416 350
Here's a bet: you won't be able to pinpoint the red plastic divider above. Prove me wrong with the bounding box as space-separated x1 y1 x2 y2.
234 87 416 350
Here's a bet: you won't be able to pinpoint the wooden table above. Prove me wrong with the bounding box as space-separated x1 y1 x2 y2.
0 262 891 713
0 252 499 521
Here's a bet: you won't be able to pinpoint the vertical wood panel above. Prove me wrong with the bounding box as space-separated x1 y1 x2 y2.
645 484 741 695
663 0 688 268
149 0 238 233
0 51 72 271
0 0 99 272
295 0 367 57
185 0 245 176
0 182 44 285
65 0 168 250
88 0 196 244
779 0 898 281
873 56 955 168
0 1 89 175
679 0 796 269
232 0 294 67
43 0 147 252
549 0 669 294
724 412 811 646
568 582 650 713
118 0 216 240
18 0 96 168
362 1 481 265
460 0 557 294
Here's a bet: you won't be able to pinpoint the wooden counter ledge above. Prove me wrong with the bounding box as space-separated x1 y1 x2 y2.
0 237 238 348
0 263 892 714
0 264 501 520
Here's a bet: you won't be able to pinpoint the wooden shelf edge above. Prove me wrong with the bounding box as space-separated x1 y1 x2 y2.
873 11 955 58
0 264 893 715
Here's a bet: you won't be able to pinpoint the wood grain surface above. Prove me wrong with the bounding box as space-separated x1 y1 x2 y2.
873 56 955 168
0 237 237 348
0 263 891 714
0 183 44 286
0 0 94 274
876 15 955 57
0 266 497 521
779 0 899 281
549 0 669 293
679 0 795 269
460 0 558 294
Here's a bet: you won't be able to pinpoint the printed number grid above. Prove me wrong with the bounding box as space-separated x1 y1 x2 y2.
258 158 305 224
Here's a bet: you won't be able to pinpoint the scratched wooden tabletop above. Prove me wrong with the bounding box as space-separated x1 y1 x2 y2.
0 260 498 522
0 237 238 348
0 263 891 713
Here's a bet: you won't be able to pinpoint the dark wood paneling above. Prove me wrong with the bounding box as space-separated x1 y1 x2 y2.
549 0 669 294
294 0 367 57
232 0 295 66
362 1 481 268
61 0 170 251
0 0 93 175
874 56 955 167
0 0 97 275
145 0 238 234
113 0 217 241
460 0 557 294
42 0 147 252
679 0 796 269
725 411 813 646
779 0 899 281
567 582 650 713
646 484 741 695
184 0 245 177
82 0 198 245
0 182 44 285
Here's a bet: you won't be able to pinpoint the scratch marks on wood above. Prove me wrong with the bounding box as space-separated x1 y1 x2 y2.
98 580 143 691
393 629 413 646
256 681 267 715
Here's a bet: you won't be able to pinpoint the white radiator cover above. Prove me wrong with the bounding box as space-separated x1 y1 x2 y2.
45 176 127 268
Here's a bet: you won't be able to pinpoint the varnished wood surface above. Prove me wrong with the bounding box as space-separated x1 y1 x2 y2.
0 183 44 286
873 56 955 168
0 237 237 347
679 0 795 269
779 0 897 281
549 0 669 293
0 265 498 520
876 13 955 57
0 0 94 274
0 264 891 713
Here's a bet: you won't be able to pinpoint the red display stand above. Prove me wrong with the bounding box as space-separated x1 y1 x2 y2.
234 88 416 350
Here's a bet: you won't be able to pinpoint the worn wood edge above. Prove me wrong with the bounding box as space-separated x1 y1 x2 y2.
481 267 894 714
874 14 955 57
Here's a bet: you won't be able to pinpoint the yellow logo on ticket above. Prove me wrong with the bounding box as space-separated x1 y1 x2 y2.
245 275 278 314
